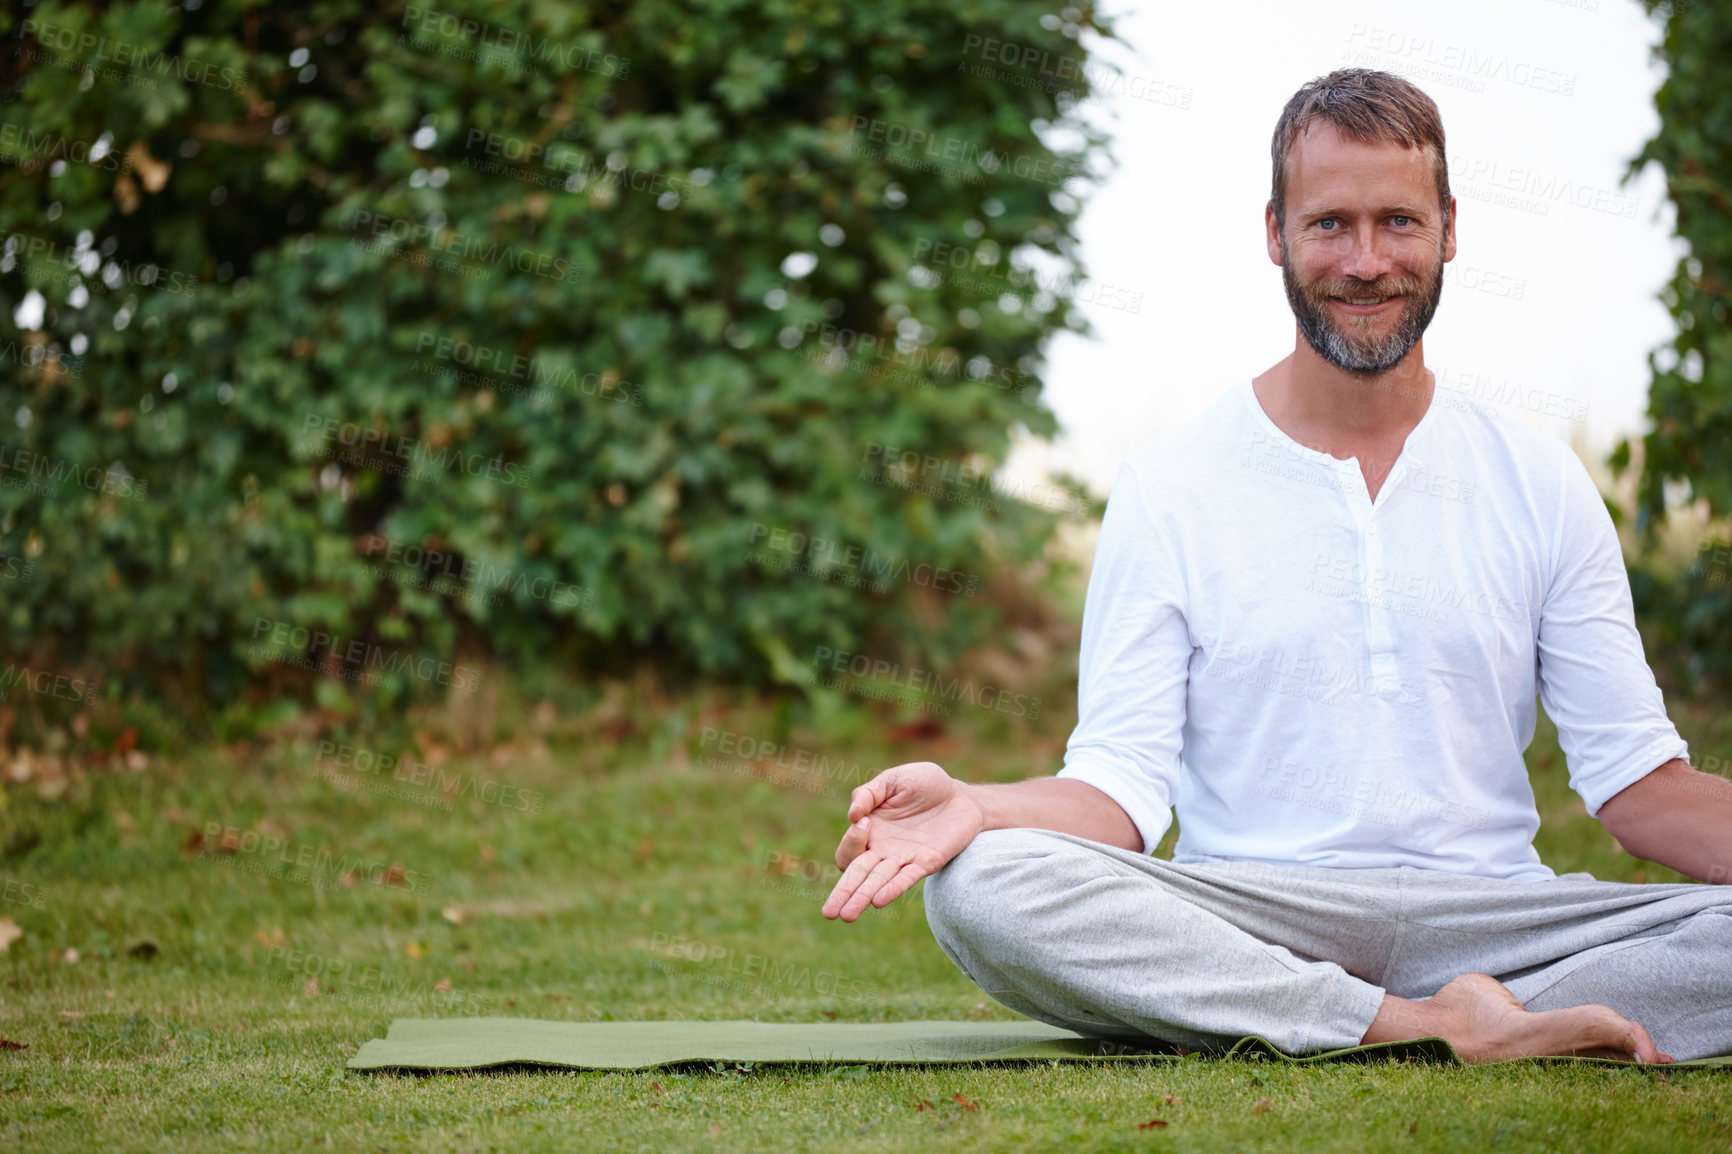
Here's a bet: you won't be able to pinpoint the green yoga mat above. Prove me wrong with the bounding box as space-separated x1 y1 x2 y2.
347 1018 1732 1072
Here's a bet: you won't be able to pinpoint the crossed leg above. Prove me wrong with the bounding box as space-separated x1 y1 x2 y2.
923 827 1732 1061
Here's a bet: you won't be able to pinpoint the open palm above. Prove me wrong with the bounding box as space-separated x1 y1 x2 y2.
821 761 984 922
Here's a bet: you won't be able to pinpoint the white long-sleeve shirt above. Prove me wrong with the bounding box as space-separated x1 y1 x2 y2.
1056 379 1687 881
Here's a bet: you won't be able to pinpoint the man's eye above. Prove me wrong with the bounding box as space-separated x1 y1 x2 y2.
1318 219 1337 230
1392 216 1413 226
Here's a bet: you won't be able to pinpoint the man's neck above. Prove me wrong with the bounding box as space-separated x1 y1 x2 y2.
1252 336 1435 502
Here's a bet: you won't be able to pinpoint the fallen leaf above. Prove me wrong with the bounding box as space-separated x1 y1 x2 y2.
301 978 320 998
707 1122 721 1138
1407 1120 1418 1136
913 1099 935 1112
1253 1097 1274 1114
254 928 284 947
441 906 466 926
405 941 429 959
58 1011 83 1021
105 989 116 999
952 1093 977 1111
1137 1119 1169 1130
61 948 79 965
0 918 20 952
434 979 453 993
1162 1094 1180 1105
0 1040 24 1050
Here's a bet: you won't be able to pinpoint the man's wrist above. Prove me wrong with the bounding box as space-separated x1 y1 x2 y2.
956 780 1000 834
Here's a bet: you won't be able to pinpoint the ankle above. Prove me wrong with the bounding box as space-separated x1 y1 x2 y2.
1359 993 1444 1046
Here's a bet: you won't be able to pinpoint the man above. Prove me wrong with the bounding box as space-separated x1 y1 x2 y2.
821 68 1732 1064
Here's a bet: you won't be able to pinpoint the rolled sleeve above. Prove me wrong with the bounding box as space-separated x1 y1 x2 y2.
1536 447 1689 816
1056 459 1189 853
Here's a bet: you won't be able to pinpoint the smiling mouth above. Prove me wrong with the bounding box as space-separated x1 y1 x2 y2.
1333 294 1403 310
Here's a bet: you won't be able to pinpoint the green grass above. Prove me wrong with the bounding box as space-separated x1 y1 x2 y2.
0 674 1728 1153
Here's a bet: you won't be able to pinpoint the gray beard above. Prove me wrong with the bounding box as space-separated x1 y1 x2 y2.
1280 232 1445 376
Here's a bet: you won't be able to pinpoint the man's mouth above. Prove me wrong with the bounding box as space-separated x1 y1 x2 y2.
1332 294 1402 312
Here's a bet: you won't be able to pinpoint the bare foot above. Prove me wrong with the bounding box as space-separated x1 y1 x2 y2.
1362 973 1675 1064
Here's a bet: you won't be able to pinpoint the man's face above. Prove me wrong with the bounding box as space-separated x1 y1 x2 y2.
1268 122 1456 376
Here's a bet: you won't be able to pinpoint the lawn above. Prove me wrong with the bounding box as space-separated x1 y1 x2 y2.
0 666 1728 1153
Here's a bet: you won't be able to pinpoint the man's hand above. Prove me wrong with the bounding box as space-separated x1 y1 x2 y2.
822 761 984 922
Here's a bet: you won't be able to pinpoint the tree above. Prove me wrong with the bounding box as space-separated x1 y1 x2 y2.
1609 0 1732 691
0 0 1116 715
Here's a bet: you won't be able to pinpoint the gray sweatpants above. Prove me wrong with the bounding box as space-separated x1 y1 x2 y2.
922 828 1732 1060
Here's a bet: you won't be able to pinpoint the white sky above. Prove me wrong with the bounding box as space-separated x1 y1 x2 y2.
1007 0 1682 500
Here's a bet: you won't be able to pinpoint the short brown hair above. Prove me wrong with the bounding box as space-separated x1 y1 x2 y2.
1270 68 1450 232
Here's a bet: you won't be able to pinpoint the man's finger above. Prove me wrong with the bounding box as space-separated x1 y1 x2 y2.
846 768 897 823
834 816 870 872
840 856 903 922
871 861 927 908
822 849 881 920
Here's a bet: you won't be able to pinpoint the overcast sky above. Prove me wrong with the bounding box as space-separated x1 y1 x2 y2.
1006 0 1680 500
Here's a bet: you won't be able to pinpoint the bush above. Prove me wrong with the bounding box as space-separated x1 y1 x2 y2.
0 0 1115 715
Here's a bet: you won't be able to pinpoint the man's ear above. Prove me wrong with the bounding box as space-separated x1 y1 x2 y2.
1265 202 1283 267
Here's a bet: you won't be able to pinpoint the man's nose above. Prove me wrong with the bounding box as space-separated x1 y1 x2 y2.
1341 225 1394 280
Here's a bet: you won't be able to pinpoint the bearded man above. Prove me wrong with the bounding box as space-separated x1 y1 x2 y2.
822 68 1732 1064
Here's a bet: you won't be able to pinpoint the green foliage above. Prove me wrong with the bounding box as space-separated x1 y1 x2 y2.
0 0 1113 712
1612 0 1732 691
